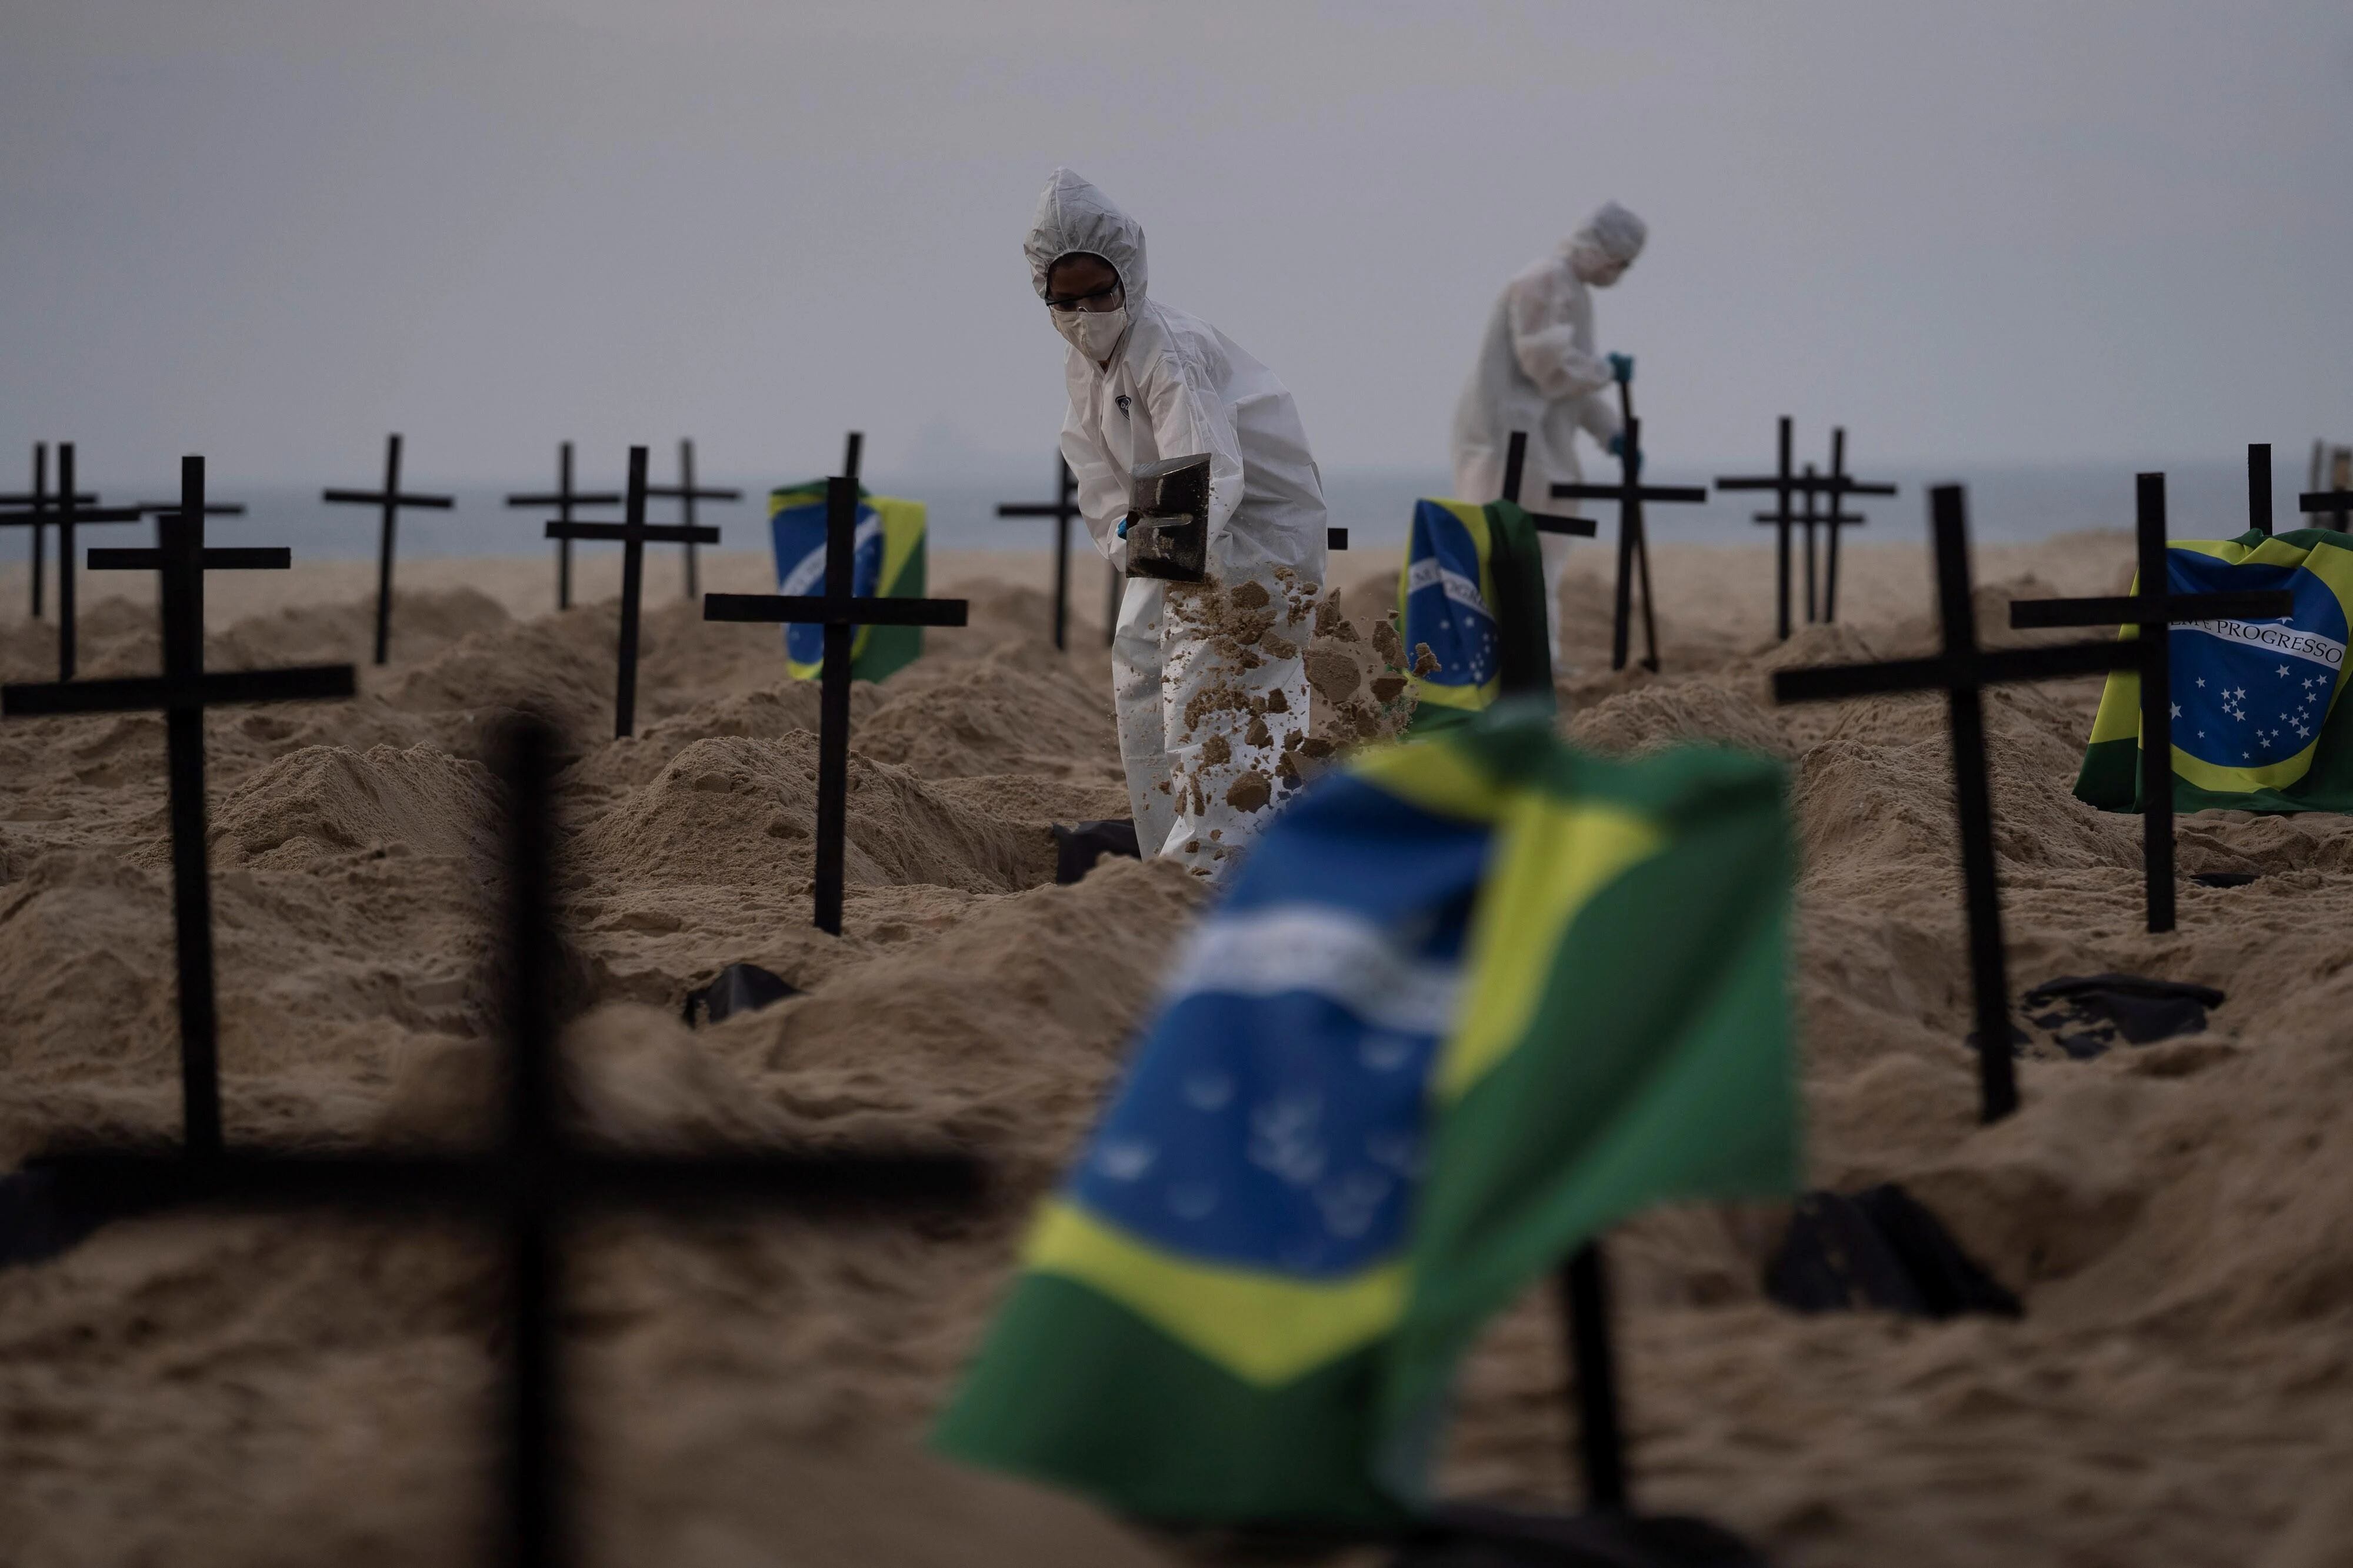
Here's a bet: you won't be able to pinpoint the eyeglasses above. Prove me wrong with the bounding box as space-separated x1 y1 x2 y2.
1044 281 1124 314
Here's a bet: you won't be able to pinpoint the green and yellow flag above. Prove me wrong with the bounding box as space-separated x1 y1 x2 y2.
936 706 1797 1525
767 481 931 683
1398 498 1554 733
2078 528 2353 813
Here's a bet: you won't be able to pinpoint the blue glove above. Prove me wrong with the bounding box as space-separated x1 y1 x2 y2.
1116 513 1132 539
1607 432 1643 477
1607 352 1634 385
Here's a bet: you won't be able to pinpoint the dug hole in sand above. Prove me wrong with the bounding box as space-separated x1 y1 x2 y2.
0 539 2347 1567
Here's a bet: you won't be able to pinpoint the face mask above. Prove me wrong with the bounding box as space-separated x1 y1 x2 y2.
1053 305 1129 362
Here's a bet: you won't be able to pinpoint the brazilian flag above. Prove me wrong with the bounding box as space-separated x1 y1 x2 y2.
2078 529 2353 813
936 705 1797 1526
768 481 931 683
1398 499 1554 734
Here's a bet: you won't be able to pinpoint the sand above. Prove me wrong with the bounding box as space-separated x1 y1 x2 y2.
2 535 2348 1567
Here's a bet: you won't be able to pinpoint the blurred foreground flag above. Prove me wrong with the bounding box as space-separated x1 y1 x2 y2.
767 481 931 682
1398 498 1554 733
2077 530 2353 813
936 707 1797 1526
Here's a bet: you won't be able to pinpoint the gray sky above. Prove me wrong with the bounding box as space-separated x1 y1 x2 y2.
4 0 2348 489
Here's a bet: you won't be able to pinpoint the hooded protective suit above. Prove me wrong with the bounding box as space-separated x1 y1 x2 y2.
1449 202 1645 663
1024 168 1327 877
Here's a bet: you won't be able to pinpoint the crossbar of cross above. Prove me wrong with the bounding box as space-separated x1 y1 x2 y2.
2299 488 2353 532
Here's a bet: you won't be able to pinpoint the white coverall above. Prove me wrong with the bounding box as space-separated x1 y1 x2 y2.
1024 168 1327 877
1449 205 1646 663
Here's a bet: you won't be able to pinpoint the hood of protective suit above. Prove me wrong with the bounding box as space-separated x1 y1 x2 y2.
1024 167 1148 305
1565 200 1646 267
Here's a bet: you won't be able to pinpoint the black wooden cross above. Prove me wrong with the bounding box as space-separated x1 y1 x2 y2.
2246 443 2273 538
31 713 985 1568
2009 473 2292 934
1812 430 1895 625
0 442 99 621
1772 485 2142 1123
323 433 456 666
703 433 969 936
1489 413 1624 1508
1719 422 1895 638
645 439 742 600
1549 413 1706 673
544 446 719 739
1 455 356 1155
1716 418 1804 640
996 455 1084 650
505 441 619 612
0 445 146 680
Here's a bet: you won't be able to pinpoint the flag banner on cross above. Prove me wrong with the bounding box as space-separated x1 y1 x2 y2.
2077 529 2353 813
1397 499 1554 735
768 481 930 682
935 706 1798 1527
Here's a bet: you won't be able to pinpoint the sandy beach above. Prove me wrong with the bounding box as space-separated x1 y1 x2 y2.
3 534 2348 1567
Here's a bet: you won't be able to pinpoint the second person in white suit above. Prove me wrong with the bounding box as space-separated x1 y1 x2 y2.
1449 202 1647 668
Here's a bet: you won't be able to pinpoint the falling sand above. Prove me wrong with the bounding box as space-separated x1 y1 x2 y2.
1 537 2347 1566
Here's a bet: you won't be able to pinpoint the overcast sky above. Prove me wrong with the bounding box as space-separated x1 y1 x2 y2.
3 0 2348 489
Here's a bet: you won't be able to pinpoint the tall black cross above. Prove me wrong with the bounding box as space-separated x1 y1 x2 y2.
544 446 719 739
1491 415 1624 1507
1 456 356 1155
32 713 985 1568
996 455 1083 650
645 439 742 600
2246 443 2274 538
2009 473 2292 934
1497 430 1599 684
0 445 145 680
505 441 619 612
322 433 456 666
704 433 969 936
1549 413 1706 673
1772 486 2142 1123
0 442 98 621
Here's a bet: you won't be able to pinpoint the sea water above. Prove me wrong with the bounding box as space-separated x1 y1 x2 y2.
0 457 2313 566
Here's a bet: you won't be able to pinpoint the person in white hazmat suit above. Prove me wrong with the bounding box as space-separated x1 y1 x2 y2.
1449 202 1647 667
1024 168 1327 878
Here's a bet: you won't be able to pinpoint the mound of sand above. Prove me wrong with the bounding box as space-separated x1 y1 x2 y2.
2 539 2348 1568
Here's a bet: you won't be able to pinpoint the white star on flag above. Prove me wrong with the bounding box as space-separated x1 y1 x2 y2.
2279 666 2291 677
2197 677 2208 688
2171 703 2182 719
